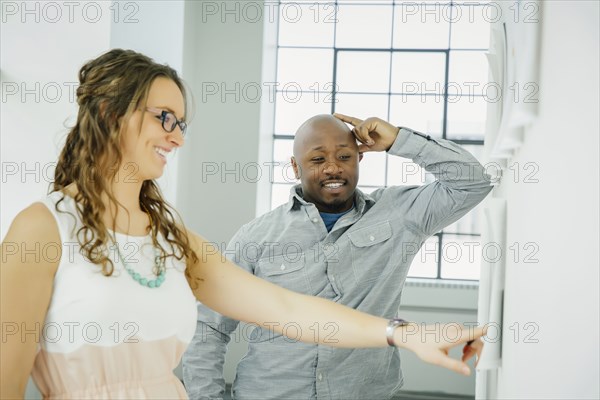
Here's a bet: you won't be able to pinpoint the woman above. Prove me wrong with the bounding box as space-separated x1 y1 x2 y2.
0 49 485 399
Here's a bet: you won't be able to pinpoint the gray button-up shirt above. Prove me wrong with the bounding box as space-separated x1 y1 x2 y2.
183 128 493 400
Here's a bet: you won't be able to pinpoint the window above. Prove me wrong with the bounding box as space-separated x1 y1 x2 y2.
269 0 491 281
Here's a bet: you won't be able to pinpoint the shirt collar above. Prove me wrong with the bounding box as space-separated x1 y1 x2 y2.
286 184 375 213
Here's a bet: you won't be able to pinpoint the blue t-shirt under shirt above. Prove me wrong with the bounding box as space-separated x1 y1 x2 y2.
319 206 354 232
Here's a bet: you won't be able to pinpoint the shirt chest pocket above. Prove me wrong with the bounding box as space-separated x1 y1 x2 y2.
347 221 394 284
256 253 311 294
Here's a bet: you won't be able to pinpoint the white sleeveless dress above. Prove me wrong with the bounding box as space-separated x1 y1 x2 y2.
31 191 198 399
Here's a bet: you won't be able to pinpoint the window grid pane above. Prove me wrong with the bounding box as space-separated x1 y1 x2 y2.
272 0 489 280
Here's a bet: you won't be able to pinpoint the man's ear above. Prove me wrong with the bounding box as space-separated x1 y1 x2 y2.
358 152 364 162
291 157 300 180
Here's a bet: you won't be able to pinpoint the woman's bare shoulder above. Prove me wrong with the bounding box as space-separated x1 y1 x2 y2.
5 202 60 245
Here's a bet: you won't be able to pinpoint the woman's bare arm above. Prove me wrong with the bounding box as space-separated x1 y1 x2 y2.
1 203 60 398
185 230 486 375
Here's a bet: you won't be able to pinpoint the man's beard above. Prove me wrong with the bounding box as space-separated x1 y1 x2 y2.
322 196 351 213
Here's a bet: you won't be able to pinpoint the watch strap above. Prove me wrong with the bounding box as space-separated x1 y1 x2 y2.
386 318 410 347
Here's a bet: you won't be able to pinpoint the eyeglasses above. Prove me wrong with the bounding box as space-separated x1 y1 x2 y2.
145 107 187 137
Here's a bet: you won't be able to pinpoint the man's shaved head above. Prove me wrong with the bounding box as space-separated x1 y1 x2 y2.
293 114 353 158
290 114 362 213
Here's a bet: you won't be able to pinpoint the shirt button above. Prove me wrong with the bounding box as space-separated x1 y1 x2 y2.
312 218 319 223
318 373 323 381
330 276 335 281
280 264 286 271
369 235 375 241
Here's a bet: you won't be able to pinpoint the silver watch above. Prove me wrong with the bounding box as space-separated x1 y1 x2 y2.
386 318 410 347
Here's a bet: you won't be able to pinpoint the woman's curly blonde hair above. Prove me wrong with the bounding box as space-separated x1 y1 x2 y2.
52 48 198 279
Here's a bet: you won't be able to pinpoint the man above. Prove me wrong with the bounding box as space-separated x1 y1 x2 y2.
183 113 493 399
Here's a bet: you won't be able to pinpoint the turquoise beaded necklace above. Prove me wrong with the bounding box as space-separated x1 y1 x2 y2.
115 243 166 288
112 208 166 288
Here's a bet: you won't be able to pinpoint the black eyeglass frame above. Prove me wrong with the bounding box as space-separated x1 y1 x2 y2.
145 106 187 137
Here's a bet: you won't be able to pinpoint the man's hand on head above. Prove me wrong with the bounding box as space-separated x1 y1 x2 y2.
333 113 400 153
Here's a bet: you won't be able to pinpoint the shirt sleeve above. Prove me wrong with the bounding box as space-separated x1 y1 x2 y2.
386 127 494 237
182 225 253 399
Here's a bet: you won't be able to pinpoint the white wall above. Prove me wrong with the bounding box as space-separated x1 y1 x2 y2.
489 1 599 398
109 0 186 204
0 0 111 239
178 1 265 244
